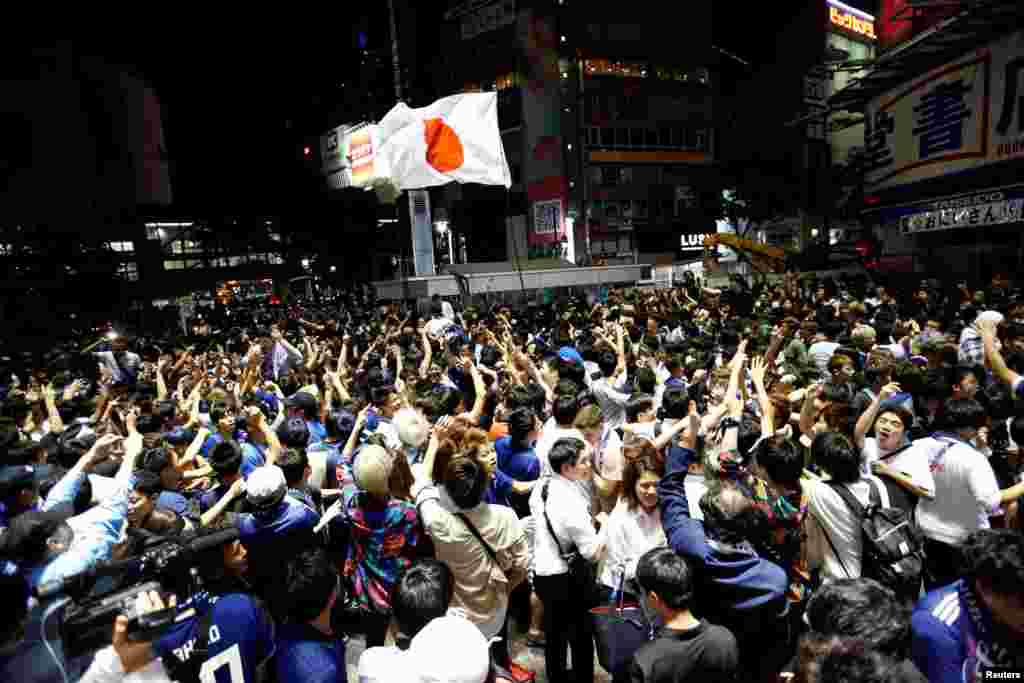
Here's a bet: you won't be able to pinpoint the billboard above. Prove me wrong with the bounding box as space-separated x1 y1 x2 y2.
827 0 876 42
877 0 957 53
865 31 1024 191
321 123 378 190
876 186 1024 236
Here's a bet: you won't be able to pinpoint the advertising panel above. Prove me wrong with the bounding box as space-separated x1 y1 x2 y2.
864 31 1024 191
532 199 563 236
883 187 1024 236
321 123 378 190
876 0 912 50
827 0 876 42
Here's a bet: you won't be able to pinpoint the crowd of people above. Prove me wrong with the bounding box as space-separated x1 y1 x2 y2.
0 270 1022 683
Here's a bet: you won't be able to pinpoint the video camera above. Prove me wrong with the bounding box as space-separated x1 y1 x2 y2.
36 527 240 659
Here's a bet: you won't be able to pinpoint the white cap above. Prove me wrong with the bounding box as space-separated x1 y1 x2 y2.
408 615 490 683
245 465 286 509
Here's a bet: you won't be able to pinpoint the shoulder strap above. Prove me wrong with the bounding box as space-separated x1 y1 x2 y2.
455 512 500 566
826 481 867 519
814 513 853 579
540 480 569 556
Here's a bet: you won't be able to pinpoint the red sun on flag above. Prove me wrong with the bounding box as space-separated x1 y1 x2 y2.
423 118 465 173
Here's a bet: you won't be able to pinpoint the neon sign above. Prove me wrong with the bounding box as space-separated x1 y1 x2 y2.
828 0 876 41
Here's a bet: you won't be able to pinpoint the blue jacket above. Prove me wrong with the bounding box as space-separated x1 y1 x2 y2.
658 446 787 621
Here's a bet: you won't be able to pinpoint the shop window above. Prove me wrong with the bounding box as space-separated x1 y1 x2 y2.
645 129 659 148
630 128 644 146
601 127 615 147
615 128 629 147
658 126 672 147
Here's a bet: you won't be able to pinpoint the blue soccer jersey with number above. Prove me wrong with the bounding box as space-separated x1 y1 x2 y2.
154 593 275 683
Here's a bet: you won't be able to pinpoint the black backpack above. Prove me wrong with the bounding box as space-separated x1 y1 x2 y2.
825 478 926 601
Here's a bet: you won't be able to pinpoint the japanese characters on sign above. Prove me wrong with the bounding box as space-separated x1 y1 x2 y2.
878 186 1024 234
864 31 1024 191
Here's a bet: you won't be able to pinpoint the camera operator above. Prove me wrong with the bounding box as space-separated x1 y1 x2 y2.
77 523 270 683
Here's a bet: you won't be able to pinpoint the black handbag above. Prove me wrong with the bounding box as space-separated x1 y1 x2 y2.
541 480 599 606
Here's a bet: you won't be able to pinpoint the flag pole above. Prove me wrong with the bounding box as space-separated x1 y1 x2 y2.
507 189 527 303
387 0 413 313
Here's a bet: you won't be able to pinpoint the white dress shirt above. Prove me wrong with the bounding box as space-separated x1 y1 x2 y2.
529 474 607 577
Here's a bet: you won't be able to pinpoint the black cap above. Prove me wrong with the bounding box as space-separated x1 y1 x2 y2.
285 391 318 416
163 427 196 446
277 417 310 449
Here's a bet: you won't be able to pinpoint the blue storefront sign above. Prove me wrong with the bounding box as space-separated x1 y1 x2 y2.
877 186 1024 236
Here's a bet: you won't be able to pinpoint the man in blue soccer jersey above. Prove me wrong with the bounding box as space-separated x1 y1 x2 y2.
911 529 1024 683
274 549 345 683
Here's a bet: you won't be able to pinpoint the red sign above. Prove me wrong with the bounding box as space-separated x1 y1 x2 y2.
877 0 958 52
877 0 912 49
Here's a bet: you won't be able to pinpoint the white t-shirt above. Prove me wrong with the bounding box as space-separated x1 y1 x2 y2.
913 437 1001 546
358 645 409 682
426 317 452 338
861 438 935 497
805 475 891 582
593 426 624 482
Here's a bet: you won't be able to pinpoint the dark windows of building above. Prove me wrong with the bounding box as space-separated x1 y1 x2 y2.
630 128 644 146
615 128 629 147
117 261 138 282
601 127 615 147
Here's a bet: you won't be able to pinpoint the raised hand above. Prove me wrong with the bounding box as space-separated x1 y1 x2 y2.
750 356 768 387
879 382 901 402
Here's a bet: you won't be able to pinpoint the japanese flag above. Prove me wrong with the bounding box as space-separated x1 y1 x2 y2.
375 92 511 191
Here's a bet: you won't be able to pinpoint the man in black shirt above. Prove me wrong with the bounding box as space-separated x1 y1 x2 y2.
625 547 739 683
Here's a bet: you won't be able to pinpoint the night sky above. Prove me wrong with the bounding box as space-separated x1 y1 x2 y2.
11 2 881 216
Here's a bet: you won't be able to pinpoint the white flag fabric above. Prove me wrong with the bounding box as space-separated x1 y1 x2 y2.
374 92 511 191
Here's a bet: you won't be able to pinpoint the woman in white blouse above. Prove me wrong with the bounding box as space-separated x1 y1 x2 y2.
528 436 608 683
598 445 667 601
